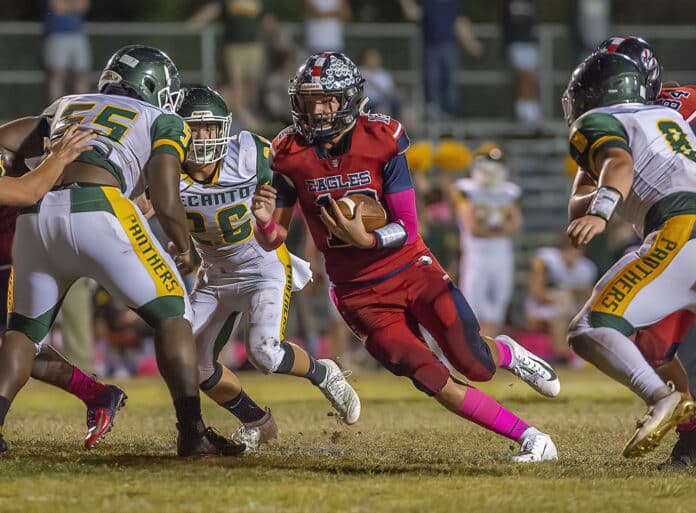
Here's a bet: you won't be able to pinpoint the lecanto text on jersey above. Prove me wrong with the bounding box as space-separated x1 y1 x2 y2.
180 184 254 208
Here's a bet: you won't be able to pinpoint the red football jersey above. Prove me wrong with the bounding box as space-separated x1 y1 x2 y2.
657 86 696 130
271 114 428 284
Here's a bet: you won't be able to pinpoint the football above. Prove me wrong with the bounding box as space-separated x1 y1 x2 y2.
335 193 388 232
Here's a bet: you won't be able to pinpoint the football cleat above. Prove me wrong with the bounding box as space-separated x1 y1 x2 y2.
231 409 278 453
84 384 127 450
0 434 7 454
177 424 247 457
317 359 361 425
495 335 561 398
512 428 558 463
659 427 696 470
623 385 696 458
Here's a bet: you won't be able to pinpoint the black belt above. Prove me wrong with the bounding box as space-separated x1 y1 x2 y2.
51 182 115 191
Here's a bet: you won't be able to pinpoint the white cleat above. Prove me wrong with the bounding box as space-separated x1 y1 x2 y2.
317 359 361 425
496 334 561 398
512 428 558 463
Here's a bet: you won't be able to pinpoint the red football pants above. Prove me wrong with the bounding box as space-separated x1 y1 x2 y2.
332 254 496 395
634 310 696 368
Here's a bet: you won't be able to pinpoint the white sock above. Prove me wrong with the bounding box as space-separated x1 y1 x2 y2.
569 327 669 404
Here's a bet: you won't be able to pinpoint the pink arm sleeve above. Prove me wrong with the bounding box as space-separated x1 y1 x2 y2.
384 188 419 245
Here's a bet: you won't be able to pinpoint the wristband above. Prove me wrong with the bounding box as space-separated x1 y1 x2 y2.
373 222 408 249
587 186 622 222
258 218 277 234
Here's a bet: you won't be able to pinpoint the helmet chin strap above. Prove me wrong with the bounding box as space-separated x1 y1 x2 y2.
313 96 369 145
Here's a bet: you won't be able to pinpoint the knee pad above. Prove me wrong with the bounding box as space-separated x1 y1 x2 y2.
365 334 449 396
247 335 285 374
199 361 222 391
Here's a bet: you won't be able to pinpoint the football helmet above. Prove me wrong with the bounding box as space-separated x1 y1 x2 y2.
562 52 647 126
98 45 183 112
178 86 233 164
289 52 367 143
595 36 662 102
470 142 507 188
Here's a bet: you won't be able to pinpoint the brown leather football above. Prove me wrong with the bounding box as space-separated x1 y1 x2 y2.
335 193 388 232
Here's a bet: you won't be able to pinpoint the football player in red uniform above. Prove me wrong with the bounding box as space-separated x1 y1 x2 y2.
252 52 560 462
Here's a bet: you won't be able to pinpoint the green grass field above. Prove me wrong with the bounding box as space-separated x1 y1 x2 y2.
1 367 693 513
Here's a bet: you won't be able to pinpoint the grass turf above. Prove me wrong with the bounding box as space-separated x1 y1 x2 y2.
1 367 693 513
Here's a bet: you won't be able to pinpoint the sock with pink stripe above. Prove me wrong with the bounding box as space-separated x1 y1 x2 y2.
67 367 107 405
677 415 696 433
494 338 513 368
458 386 530 442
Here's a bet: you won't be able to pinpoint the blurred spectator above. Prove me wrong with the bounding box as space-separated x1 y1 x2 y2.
44 0 91 101
60 278 95 373
263 49 298 125
571 0 611 60
360 48 400 118
304 0 352 54
452 143 521 336
189 1 274 114
421 188 459 277
525 236 596 365
501 0 541 124
94 289 150 377
400 0 483 117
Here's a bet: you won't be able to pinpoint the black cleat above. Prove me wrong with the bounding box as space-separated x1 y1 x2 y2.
659 428 696 470
0 434 7 454
177 424 246 457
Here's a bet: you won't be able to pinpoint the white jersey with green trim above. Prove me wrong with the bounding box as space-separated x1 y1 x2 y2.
579 104 696 235
179 130 276 272
453 177 520 250
48 93 190 199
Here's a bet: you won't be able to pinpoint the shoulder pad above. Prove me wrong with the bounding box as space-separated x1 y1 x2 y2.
569 112 630 178
658 86 696 123
41 98 64 119
359 113 410 155
273 125 296 149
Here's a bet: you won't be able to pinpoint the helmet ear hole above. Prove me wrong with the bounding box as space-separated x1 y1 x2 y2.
143 77 156 94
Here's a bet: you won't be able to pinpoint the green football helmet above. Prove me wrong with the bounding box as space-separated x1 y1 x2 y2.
98 45 183 112
178 86 233 164
562 52 648 126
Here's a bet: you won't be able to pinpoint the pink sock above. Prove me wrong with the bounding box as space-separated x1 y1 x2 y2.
494 339 513 368
458 386 529 441
677 415 696 433
67 368 106 405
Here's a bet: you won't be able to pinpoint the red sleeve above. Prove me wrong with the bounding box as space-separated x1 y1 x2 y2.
360 113 411 160
658 86 696 125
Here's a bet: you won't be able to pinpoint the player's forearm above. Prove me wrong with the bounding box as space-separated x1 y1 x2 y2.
0 153 66 206
254 217 287 251
153 199 191 254
595 147 634 201
568 191 596 222
145 154 191 253
382 189 418 246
